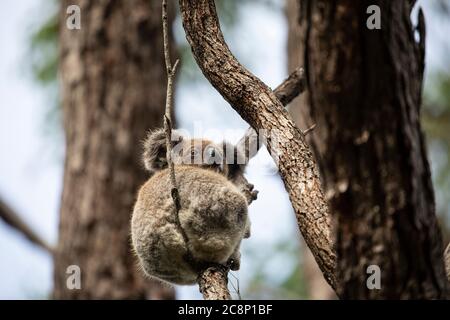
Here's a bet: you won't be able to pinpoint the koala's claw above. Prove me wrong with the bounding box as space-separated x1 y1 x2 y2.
244 188 258 204
241 182 258 204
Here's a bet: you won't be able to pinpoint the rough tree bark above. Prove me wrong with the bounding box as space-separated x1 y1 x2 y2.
287 0 449 298
54 0 175 299
178 0 337 291
198 266 232 300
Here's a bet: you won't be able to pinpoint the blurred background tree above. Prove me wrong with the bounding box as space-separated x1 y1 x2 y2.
54 0 177 299
0 0 445 299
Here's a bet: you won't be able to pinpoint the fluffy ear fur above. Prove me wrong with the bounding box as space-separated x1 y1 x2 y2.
142 128 183 174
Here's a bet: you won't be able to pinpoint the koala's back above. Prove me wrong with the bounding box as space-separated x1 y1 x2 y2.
131 166 248 285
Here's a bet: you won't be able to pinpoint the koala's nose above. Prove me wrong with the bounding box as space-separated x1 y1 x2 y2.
209 148 216 157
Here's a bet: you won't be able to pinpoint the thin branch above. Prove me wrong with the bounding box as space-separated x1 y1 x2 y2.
179 0 337 292
162 0 180 210
274 67 306 105
302 123 316 136
0 197 54 254
198 265 231 300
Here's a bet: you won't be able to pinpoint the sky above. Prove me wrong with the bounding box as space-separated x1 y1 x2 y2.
0 1 60 298
0 0 448 299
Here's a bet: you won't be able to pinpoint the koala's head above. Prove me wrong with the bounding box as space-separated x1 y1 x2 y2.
142 128 246 180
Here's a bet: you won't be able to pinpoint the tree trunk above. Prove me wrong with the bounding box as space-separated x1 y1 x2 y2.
54 0 175 299
287 0 449 298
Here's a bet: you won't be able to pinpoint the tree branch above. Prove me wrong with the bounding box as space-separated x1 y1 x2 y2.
198 265 231 300
274 67 306 106
162 0 180 211
179 0 337 292
0 197 54 254
237 67 306 160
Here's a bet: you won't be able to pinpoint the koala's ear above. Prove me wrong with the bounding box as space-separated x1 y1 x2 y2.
142 128 183 173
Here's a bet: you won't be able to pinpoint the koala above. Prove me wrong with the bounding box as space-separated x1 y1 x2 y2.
142 128 258 204
131 129 258 285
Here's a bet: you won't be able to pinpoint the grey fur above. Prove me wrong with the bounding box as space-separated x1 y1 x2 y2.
131 129 257 285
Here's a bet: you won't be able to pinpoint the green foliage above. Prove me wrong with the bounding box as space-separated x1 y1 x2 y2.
421 0 450 225
423 71 450 239
242 240 307 299
423 73 450 148
422 0 450 249
27 1 62 152
29 4 58 87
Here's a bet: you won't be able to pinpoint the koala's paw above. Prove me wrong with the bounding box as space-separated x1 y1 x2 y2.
242 183 258 205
